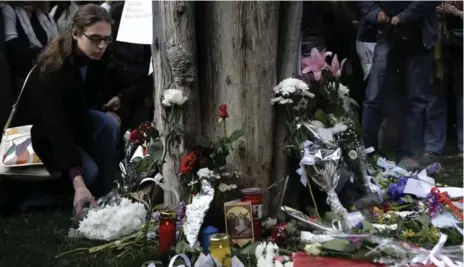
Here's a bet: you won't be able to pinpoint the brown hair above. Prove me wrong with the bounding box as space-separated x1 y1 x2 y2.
37 4 111 74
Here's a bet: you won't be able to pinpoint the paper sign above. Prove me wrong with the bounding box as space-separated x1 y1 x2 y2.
116 0 153 44
432 212 460 228
149 56 153 75
403 178 434 198
437 187 464 199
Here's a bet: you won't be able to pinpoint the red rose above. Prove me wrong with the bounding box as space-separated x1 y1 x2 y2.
129 129 139 143
218 104 229 119
269 222 288 244
180 151 198 176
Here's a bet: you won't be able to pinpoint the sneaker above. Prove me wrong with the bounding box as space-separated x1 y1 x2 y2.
397 157 420 171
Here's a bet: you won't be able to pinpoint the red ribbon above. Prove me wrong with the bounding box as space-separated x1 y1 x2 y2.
430 187 463 221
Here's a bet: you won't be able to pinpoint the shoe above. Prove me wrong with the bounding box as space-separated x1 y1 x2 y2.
397 157 420 171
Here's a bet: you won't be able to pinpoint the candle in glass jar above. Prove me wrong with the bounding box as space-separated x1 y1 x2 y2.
241 188 263 240
158 212 176 255
209 233 231 267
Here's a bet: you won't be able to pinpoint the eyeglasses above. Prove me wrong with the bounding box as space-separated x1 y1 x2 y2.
83 33 113 45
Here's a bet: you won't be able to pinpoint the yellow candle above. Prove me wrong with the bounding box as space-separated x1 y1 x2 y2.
209 233 231 267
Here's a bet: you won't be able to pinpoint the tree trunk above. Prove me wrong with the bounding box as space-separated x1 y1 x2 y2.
152 2 303 210
196 1 279 198
152 1 200 207
272 2 302 215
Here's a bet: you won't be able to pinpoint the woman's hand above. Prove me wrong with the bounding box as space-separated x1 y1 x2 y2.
72 176 97 216
104 96 121 111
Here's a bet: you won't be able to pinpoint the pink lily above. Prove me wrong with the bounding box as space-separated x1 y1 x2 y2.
301 48 332 81
330 54 347 78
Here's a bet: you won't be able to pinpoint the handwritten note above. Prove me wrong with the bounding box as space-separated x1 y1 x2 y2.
116 0 153 45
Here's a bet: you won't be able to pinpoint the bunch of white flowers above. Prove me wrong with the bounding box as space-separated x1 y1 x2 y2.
255 242 293 267
77 198 147 241
218 183 237 192
197 168 220 180
271 78 314 105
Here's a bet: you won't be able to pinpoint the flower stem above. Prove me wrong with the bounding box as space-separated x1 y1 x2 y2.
305 167 321 220
223 118 227 138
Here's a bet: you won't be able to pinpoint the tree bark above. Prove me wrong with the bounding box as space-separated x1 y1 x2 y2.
152 1 200 207
196 1 280 196
272 1 302 215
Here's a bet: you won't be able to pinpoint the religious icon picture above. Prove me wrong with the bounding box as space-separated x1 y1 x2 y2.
224 201 254 246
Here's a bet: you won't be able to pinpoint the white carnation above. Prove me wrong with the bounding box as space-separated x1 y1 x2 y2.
218 183 237 192
273 78 310 96
197 168 219 179
348 150 358 160
77 198 147 241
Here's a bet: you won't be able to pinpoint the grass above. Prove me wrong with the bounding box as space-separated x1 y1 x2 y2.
0 156 462 267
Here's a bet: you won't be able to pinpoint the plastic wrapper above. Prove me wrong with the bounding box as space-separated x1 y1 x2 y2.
183 179 215 247
312 161 350 231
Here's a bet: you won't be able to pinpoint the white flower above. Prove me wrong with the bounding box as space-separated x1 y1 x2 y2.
262 217 277 230
270 96 284 105
304 243 322 256
284 262 293 267
301 90 315 98
279 99 294 105
77 198 147 241
218 183 237 192
197 168 219 179
273 78 310 96
161 89 187 106
372 223 398 232
348 150 358 160
188 180 199 186
275 262 284 267
310 120 325 128
331 122 348 134
338 83 350 98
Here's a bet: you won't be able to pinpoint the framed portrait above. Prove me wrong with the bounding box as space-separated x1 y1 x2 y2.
224 201 254 247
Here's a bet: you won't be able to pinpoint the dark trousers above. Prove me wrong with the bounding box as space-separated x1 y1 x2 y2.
362 36 434 160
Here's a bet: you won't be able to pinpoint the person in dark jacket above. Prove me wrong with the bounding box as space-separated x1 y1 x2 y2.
1 2 58 125
357 2 439 169
106 1 153 132
29 4 118 216
0 7 12 135
424 2 463 157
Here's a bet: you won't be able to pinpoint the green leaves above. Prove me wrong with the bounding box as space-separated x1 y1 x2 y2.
148 139 164 164
229 129 244 142
321 239 356 254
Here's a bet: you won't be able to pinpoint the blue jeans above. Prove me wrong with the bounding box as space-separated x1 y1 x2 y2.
79 110 120 197
424 55 463 153
362 37 433 159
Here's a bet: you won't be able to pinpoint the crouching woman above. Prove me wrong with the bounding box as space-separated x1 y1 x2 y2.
29 4 119 216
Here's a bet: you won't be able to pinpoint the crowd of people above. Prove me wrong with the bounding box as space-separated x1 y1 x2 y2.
301 1 462 169
0 1 462 216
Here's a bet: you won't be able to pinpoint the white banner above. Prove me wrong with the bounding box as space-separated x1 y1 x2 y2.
116 0 153 45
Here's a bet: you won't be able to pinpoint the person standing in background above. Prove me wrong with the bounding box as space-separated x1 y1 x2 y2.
50 1 112 35
424 2 463 158
1 1 58 126
0 4 12 135
357 2 439 169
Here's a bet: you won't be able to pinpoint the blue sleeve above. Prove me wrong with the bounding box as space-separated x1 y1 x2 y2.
397 1 440 23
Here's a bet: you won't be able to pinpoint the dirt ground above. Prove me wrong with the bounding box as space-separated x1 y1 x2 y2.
0 156 462 267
